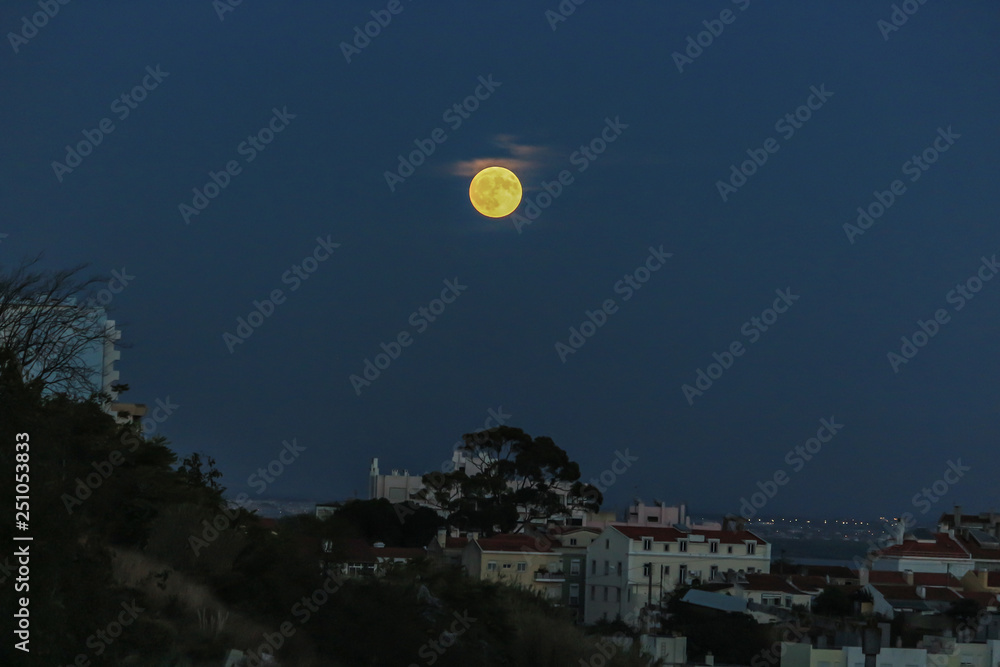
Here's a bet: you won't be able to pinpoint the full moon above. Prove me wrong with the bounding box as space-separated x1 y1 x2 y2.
469 166 522 218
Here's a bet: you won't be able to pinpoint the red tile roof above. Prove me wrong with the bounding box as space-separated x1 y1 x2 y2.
743 573 804 594
870 584 924 601
475 534 554 553
878 534 970 559
867 571 908 585
865 571 960 587
912 572 959 587
788 575 828 592
953 534 1000 561
869 583 962 603
611 524 766 545
444 537 468 549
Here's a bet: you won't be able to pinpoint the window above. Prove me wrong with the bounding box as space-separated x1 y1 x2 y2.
615 587 621 602
748 567 756 573
603 587 609 601
571 559 581 575
516 562 526 572
727 546 733 554
502 563 512 569
679 540 688 552
487 561 498 571
664 543 670 552
604 560 610 575
642 538 652 550
746 542 756 555
569 584 580 605
643 563 651 577
591 585 596 601
662 565 670 577
605 539 609 548
617 561 622 575
569 538 577 546
709 541 719 553
710 565 718 580
591 560 596 575
648 515 658 522
678 564 687 583
784 596 792 607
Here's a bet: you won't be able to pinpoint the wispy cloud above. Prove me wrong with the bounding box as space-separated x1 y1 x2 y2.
446 135 555 183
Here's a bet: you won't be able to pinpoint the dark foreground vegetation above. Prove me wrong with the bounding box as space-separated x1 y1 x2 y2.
0 357 653 666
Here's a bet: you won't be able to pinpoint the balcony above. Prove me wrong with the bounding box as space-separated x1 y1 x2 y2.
534 569 566 582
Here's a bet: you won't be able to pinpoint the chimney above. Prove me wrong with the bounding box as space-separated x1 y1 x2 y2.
915 585 925 599
895 518 906 545
903 569 914 586
859 568 869 586
979 570 989 589
954 505 962 528
436 528 447 548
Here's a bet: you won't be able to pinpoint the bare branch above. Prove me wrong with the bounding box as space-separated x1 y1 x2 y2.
0 256 117 398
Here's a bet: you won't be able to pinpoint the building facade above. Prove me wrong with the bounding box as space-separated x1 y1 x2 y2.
461 534 565 599
584 524 770 625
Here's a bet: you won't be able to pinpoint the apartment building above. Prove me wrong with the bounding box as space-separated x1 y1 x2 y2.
583 523 770 625
461 534 565 599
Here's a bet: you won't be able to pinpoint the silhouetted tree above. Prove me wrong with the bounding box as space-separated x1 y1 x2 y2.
415 426 602 535
813 586 854 617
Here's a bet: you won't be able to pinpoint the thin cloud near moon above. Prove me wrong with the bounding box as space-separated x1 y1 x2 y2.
446 135 555 186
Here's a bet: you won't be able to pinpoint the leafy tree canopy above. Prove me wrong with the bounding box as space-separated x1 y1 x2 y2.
416 426 602 535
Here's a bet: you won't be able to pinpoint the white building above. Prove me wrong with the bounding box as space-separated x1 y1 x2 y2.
871 525 1000 578
368 458 425 503
584 524 770 626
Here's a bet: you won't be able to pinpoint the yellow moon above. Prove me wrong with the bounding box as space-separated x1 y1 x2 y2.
469 166 522 218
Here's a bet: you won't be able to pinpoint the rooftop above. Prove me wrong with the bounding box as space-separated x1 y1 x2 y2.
474 534 555 553
611 524 767 545
742 573 805 594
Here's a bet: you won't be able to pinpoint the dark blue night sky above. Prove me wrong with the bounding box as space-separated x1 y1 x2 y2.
3 1 998 520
